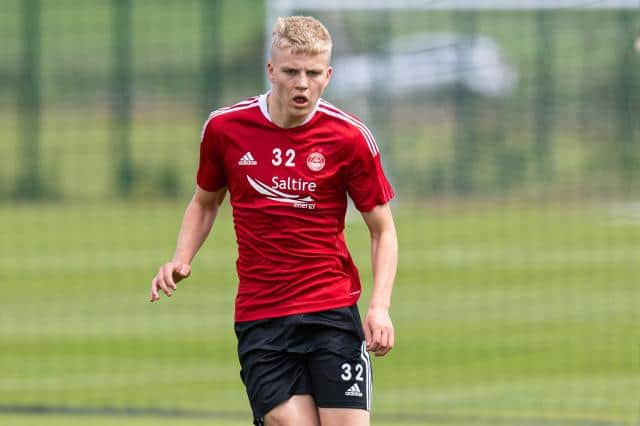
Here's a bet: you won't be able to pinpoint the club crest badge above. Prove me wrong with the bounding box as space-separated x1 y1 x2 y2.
306 152 325 172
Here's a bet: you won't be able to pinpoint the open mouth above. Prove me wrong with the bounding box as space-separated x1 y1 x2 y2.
293 95 308 106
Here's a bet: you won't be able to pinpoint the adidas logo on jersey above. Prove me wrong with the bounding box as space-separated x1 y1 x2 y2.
238 152 257 166
344 383 363 397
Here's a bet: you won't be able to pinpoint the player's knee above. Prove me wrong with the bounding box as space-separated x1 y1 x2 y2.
264 411 307 426
264 396 319 426
264 411 288 426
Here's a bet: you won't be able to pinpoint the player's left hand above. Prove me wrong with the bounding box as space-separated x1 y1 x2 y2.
364 307 394 357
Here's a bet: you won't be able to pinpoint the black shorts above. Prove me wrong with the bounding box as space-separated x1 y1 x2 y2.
234 304 372 423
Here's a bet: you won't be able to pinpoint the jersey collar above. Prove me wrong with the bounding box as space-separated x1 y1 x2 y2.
259 91 319 128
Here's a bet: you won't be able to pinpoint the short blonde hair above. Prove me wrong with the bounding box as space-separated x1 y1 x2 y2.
271 16 332 57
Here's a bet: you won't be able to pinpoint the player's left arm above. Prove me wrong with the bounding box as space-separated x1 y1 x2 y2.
361 202 398 357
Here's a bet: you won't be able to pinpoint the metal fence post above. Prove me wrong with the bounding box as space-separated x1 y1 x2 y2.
534 10 554 181
201 0 223 116
615 10 638 192
16 0 44 199
111 0 133 198
452 10 477 194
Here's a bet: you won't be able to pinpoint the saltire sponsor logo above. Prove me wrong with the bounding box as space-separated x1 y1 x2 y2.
246 175 316 210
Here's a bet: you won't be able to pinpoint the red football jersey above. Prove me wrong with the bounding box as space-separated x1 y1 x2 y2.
197 93 394 322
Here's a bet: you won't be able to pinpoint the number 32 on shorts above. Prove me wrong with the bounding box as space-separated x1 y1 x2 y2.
340 363 364 382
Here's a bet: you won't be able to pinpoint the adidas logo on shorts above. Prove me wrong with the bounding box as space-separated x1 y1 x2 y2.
238 152 257 166
344 383 363 397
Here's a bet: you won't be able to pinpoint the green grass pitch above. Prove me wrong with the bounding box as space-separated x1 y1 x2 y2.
1 201 638 425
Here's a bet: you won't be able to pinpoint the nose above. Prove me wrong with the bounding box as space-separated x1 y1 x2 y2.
295 73 308 89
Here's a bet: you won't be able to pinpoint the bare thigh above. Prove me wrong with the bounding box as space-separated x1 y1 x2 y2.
318 407 369 426
264 395 321 426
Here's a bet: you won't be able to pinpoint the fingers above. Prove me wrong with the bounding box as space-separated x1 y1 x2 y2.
175 264 191 281
162 263 178 292
150 272 171 302
150 262 190 302
378 328 394 357
150 277 160 302
366 327 381 352
365 311 394 357
367 327 393 356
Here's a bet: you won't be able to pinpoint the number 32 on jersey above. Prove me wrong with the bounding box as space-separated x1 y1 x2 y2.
272 148 295 167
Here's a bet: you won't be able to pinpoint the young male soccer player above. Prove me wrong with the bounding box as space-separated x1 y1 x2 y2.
150 16 398 426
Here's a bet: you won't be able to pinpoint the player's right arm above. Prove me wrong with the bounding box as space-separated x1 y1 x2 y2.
150 185 227 302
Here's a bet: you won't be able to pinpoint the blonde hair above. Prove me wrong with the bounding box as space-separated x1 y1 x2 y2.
271 16 332 57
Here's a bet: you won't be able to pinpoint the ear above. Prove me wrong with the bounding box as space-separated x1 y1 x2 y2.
267 62 275 84
323 66 333 89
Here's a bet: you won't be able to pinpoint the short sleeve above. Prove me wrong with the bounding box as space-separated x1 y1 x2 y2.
196 116 226 192
345 130 395 212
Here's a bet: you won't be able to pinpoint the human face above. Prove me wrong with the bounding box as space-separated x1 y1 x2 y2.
267 48 332 128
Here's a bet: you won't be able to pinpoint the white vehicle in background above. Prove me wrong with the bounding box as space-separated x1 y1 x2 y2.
327 32 517 98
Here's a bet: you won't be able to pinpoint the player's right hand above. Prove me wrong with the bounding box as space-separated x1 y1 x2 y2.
150 261 191 302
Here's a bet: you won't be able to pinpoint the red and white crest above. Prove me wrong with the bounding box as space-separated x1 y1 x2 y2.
306 152 325 172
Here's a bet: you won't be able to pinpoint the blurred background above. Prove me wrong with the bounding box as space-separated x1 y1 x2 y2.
1 0 638 425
